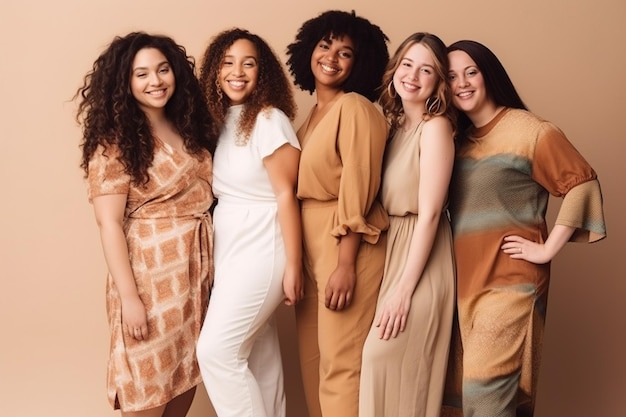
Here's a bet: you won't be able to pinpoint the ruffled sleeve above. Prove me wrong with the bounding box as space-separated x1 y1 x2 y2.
532 122 606 243
87 144 131 202
556 179 606 242
253 108 300 159
331 94 389 244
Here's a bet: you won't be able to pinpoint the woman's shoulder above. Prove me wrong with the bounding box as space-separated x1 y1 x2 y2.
503 108 547 126
256 106 291 123
421 115 454 141
423 114 453 128
340 91 376 107
337 92 384 120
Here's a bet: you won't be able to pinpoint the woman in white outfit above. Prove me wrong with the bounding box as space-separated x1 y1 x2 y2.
196 28 303 417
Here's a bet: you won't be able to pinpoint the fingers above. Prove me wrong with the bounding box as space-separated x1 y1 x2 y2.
324 289 353 311
501 241 525 257
126 324 148 341
378 314 403 340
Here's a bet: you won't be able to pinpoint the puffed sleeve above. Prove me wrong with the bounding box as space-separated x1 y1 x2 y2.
331 95 389 243
532 123 606 243
253 108 300 159
87 144 131 202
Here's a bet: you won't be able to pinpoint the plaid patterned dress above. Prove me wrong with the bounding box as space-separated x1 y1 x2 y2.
88 142 213 411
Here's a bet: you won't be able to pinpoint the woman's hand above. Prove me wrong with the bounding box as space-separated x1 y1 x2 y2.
503 225 576 265
121 295 148 340
325 264 356 311
375 288 411 340
502 235 551 264
283 264 304 306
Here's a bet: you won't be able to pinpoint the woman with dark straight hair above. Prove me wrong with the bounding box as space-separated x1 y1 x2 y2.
444 39 606 417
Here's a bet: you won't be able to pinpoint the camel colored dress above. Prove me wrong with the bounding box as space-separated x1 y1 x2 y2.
87 142 213 412
295 92 389 417
360 122 455 417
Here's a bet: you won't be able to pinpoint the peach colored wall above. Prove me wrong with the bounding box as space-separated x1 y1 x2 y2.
1 0 624 416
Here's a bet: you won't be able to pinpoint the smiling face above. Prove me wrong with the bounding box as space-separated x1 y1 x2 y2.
310 34 355 91
447 50 492 117
393 42 438 110
219 38 259 105
130 47 175 116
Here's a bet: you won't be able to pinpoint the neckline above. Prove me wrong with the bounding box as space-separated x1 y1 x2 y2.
471 107 510 139
301 93 345 140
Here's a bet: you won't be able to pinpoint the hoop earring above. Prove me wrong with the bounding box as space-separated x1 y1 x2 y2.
426 96 441 115
387 81 396 98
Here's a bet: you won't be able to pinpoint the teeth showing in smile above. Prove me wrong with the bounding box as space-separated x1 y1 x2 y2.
147 89 166 97
458 91 473 98
321 64 339 74
402 82 419 92
228 80 246 89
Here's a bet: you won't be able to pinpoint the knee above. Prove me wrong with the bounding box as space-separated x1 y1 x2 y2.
196 331 227 367
360 336 387 368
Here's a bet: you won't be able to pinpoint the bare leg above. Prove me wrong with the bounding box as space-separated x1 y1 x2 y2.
121 405 167 417
119 387 196 417
162 387 197 417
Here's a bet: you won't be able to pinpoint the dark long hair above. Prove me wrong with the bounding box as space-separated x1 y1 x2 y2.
75 32 216 185
199 28 296 143
286 10 389 102
447 40 527 134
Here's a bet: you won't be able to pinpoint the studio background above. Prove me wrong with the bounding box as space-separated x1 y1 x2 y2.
1 0 624 416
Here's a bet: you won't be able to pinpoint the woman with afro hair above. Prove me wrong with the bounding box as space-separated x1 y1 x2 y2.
195 28 303 417
285 10 390 417
76 32 216 417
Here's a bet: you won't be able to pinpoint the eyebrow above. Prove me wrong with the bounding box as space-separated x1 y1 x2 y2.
133 61 170 72
402 58 434 67
449 65 476 73
321 37 354 52
223 54 258 61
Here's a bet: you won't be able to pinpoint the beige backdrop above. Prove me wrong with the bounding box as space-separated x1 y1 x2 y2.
1 0 624 416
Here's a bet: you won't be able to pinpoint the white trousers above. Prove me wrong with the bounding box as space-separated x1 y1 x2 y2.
197 202 286 417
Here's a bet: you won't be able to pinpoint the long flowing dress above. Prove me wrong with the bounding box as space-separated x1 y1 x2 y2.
360 121 455 417
444 108 606 417
196 105 300 417
295 92 389 417
87 141 214 412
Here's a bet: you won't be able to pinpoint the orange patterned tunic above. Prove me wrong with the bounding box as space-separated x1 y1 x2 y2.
87 141 214 411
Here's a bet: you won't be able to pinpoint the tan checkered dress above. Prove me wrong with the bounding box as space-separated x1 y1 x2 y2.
88 142 213 411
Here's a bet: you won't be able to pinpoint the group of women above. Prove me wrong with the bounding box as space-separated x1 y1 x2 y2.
75 8 606 417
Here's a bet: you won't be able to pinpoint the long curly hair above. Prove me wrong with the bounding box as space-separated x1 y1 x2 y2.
75 32 216 185
286 10 389 102
447 40 527 137
379 32 457 134
199 28 296 143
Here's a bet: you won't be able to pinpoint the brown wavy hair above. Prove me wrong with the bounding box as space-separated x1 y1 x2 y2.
379 32 457 134
75 32 217 185
199 28 296 143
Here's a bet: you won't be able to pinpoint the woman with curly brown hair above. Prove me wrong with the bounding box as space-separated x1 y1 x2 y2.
359 32 456 417
75 32 216 417
285 10 389 417
195 28 303 417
